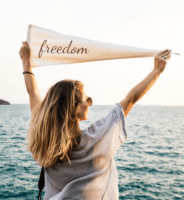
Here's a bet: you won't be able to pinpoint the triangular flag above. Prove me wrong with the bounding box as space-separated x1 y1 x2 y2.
26 24 165 68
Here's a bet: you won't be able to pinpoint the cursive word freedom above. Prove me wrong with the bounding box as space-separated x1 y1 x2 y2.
38 40 89 58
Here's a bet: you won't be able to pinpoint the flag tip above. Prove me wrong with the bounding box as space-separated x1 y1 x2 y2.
171 52 180 55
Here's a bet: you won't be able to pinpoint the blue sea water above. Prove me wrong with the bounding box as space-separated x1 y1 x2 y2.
0 104 184 200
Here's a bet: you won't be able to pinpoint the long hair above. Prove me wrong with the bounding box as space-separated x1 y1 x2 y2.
26 79 84 168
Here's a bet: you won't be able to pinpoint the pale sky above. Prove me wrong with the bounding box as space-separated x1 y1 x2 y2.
0 0 183 105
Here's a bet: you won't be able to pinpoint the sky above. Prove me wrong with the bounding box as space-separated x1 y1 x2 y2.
0 0 183 106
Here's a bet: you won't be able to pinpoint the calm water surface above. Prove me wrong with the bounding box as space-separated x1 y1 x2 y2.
0 104 184 199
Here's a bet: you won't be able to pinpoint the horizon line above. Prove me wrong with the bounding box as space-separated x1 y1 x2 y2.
4 103 184 107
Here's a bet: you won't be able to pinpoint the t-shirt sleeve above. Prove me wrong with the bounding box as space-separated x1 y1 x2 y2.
112 102 127 145
86 103 127 158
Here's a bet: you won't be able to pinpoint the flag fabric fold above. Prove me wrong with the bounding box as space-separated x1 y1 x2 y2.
27 24 160 68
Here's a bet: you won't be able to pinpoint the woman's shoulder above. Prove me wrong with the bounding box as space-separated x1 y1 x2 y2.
82 103 123 132
81 103 123 139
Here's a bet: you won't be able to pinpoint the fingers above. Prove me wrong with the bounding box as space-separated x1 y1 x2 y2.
156 49 172 59
22 41 30 48
24 41 29 47
22 41 27 46
160 54 171 61
157 49 169 56
164 54 171 60
159 50 172 58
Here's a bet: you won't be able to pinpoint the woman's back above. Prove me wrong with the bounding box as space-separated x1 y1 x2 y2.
44 103 127 200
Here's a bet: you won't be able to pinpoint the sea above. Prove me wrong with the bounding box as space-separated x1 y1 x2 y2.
0 104 184 200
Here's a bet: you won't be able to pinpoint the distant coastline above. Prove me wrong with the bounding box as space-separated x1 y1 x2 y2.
0 99 10 105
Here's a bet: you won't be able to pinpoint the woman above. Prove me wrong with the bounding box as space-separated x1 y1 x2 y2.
19 41 171 200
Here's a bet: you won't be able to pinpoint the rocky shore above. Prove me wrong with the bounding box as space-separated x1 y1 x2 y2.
0 99 10 105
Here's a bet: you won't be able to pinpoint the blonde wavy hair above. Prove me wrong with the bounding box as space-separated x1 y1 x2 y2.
26 79 84 168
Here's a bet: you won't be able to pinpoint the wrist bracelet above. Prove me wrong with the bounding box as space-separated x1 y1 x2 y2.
23 71 35 76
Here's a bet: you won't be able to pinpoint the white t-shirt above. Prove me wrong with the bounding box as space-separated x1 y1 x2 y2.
44 103 127 200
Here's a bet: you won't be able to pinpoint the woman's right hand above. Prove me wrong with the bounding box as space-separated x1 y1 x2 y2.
154 49 172 74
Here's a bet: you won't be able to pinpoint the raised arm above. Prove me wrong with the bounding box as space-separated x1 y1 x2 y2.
119 49 172 117
19 41 42 112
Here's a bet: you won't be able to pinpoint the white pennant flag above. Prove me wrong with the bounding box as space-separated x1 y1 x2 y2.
26 24 177 68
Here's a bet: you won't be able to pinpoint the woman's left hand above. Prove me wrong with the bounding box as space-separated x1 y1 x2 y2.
19 41 30 63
